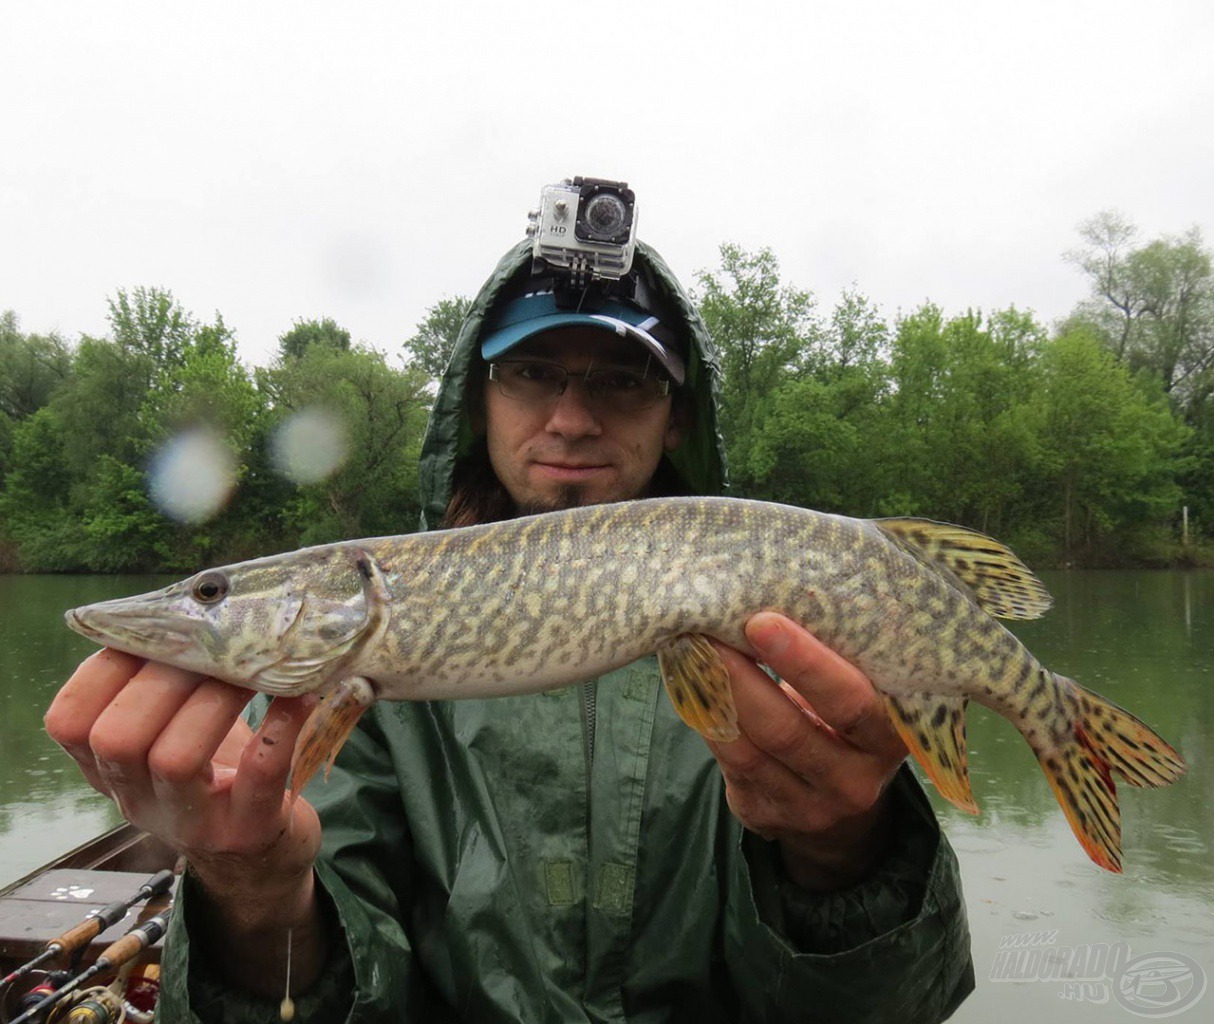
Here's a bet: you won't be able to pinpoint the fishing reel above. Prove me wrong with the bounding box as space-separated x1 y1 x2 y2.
526 176 638 297
0 968 157 1024
1 970 70 1023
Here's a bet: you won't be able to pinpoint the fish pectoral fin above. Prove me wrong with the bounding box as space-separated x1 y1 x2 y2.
289 676 377 800
874 518 1052 620
884 693 978 814
259 650 353 694
657 634 740 742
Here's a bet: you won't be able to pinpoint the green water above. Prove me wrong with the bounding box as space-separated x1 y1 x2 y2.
1 572 1210 1019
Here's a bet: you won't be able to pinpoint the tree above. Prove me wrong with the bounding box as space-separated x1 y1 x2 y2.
0 311 72 421
1066 213 1214 413
883 305 1042 529
142 313 260 452
278 317 352 361
107 286 195 370
1023 329 1188 561
403 296 472 382
694 244 817 494
731 289 890 514
1065 211 1144 359
0 406 82 570
259 344 431 543
137 318 266 567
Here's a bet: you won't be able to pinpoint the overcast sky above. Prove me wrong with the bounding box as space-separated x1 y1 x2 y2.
3 0 1212 367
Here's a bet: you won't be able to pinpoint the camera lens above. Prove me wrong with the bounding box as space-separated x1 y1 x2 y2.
583 194 628 238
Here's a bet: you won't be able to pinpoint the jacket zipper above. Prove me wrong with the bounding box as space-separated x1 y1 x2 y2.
581 679 598 768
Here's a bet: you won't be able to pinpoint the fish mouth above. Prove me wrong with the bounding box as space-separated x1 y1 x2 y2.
65 604 193 657
66 608 103 639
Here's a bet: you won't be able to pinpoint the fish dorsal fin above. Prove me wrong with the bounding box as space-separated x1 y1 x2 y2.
875 518 1052 620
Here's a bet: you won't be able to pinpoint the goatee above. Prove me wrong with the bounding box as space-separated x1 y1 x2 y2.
514 485 588 517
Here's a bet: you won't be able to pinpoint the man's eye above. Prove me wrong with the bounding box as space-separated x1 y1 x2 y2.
515 362 563 384
594 371 645 392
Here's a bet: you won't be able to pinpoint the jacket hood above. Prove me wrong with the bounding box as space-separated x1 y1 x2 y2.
417 239 728 529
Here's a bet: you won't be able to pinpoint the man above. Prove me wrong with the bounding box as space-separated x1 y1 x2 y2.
46 229 974 1021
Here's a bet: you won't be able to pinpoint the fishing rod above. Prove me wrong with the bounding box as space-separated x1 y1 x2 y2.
1 869 174 991
7 911 171 1024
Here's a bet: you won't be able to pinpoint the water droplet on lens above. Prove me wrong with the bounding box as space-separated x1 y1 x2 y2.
149 429 236 523
271 408 349 484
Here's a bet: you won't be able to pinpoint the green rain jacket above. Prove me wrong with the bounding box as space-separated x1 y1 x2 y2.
158 241 975 1023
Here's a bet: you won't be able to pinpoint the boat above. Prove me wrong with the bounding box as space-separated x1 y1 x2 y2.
0 825 176 1022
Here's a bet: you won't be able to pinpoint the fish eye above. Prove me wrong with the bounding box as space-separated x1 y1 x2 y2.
192 571 229 604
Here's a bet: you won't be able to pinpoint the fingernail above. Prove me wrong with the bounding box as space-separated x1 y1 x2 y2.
747 614 789 657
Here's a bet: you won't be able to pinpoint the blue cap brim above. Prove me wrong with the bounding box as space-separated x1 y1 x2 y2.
481 294 685 384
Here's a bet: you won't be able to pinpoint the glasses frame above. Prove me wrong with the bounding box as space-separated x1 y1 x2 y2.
487 358 672 411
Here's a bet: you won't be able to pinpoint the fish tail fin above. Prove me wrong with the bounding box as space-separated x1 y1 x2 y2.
1074 681 1188 789
1036 676 1186 873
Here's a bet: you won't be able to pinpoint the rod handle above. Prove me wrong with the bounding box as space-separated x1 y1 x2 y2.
96 914 169 967
51 868 177 956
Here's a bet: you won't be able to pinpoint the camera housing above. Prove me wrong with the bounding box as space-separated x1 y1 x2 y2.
527 176 638 283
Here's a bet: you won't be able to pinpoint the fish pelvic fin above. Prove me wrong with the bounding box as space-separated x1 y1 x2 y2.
657 634 740 742
874 518 1052 620
289 676 377 800
884 693 978 813
1037 676 1187 874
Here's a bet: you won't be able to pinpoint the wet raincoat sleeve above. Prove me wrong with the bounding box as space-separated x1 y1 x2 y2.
155 714 429 1023
723 764 974 1023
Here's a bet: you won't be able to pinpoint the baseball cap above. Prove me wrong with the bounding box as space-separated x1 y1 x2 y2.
480 286 686 385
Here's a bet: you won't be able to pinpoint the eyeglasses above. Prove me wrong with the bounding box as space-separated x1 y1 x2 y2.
487 359 672 412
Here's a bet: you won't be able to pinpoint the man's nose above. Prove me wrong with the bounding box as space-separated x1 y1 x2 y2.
544 380 602 438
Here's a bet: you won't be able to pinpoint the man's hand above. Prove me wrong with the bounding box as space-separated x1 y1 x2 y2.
709 613 908 892
44 648 329 995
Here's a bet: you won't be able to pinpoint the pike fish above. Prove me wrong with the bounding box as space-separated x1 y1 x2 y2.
65 497 1186 871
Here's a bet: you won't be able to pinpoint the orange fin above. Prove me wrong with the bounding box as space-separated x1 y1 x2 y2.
289 676 376 800
884 693 978 813
1036 676 1187 873
657 634 740 742
1074 684 1187 788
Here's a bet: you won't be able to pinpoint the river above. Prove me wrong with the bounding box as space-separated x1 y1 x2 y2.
1 571 1210 1020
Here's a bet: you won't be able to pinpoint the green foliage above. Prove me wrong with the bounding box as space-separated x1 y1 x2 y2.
1021 330 1188 561
259 343 430 544
1067 212 1214 413
0 406 83 570
77 456 169 572
693 240 1194 565
0 295 428 571
0 223 1209 573
278 317 352 361
403 296 472 383
107 286 195 370
0 311 72 420
695 244 817 494
883 307 1042 531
